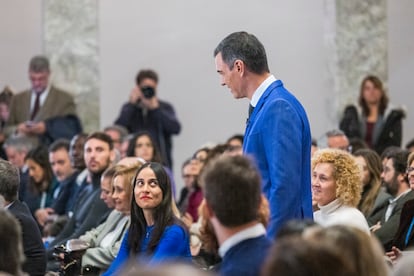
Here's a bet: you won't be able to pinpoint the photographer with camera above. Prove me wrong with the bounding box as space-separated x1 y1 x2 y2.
114 69 181 169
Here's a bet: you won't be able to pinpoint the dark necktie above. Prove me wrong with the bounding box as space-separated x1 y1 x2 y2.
248 104 255 118
31 92 42 120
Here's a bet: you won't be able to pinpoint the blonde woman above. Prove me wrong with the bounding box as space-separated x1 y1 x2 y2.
312 149 369 233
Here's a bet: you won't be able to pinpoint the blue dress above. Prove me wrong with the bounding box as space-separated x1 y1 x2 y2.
103 224 191 275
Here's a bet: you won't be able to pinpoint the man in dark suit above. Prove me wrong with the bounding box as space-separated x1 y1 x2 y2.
214 31 313 237
46 132 115 269
0 158 46 276
369 149 414 251
5 55 82 144
201 155 273 276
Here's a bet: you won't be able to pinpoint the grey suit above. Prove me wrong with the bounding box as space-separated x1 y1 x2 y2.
80 210 129 272
368 190 414 251
5 86 79 142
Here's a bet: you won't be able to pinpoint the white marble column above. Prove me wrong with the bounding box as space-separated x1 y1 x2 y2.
44 0 99 132
324 0 387 122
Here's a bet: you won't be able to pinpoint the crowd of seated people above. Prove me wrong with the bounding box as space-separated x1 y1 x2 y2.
3 59 414 276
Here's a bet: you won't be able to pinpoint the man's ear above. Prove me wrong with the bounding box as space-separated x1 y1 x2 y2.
204 200 215 218
109 149 116 164
234 60 245 75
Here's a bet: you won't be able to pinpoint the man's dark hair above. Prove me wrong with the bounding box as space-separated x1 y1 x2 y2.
85 132 114 151
406 138 414 150
388 149 410 183
201 155 262 227
136 69 159 86
29 55 50 72
214 31 269 75
104 125 129 142
0 159 20 202
226 134 244 145
48 138 70 153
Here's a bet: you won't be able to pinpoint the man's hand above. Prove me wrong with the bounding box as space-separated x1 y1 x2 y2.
17 122 32 135
370 221 382 232
140 95 159 110
28 121 46 135
129 86 141 104
385 246 402 264
35 207 55 226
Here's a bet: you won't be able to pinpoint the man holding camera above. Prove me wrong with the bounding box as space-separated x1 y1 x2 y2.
114 69 181 168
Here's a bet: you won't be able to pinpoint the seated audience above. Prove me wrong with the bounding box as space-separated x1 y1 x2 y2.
312 149 369 233
368 149 414 251
3 135 36 201
79 161 142 274
304 225 389 276
0 86 13 159
0 209 26 276
353 149 391 219
0 159 46 275
177 158 198 214
325 129 351 152
225 134 243 156
35 139 79 229
200 155 273 276
385 152 414 263
126 131 176 196
23 145 59 219
103 162 191 275
46 132 115 266
103 124 129 155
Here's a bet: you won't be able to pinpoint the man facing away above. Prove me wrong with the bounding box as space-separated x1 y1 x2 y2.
0 158 46 276
214 31 313 237
201 155 273 276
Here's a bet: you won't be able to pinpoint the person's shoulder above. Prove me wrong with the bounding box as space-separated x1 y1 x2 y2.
384 104 406 120
12 89 30 99
164 223 188 238
50 86 74 98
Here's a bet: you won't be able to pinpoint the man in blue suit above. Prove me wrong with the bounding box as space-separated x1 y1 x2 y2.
214 31 313 237
202 155 272 276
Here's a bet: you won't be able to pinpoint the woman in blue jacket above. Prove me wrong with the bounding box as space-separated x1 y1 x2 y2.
103 162 191 275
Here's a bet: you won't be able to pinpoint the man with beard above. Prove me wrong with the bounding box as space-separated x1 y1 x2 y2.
46 132 115 269
368 149 414 250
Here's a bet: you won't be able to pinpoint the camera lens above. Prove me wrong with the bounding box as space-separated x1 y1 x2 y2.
141 86 155 99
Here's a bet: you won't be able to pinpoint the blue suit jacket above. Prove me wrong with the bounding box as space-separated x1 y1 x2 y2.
243 80 313 237
219 235 272 276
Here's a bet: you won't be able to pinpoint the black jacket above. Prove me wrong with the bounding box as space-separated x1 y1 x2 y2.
9 200 46 276
340 105 405 155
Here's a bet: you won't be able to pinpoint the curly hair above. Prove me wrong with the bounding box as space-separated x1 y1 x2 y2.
312 149 361 207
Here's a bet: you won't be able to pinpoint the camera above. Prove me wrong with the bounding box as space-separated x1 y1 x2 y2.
141 86 155 99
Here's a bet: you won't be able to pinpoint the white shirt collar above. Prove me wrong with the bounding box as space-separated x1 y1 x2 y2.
250 75 276 107
389 189 412 204
30 85 51 114
218 223 266 258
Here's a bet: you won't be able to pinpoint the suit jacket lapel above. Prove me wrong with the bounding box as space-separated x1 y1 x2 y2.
34 86 55 121
244 80 282 138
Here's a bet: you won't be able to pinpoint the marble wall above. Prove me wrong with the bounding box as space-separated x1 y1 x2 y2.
44 0 99 132
326 0 387 122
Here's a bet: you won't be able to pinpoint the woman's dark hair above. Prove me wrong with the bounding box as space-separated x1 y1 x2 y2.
128 162 176 255
358 75 389 117
126 131 162 163
25 145 54 194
